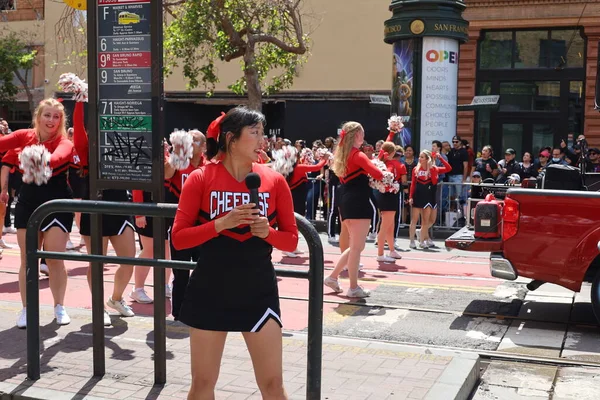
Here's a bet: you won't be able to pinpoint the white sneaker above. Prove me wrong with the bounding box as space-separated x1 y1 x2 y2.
0 239 12 249
343 263 364 271
165 285 172 299
3 226 16 234
376 255 396 263
293 248 304 254
129 288 153 304
419 241 429 249
426 239 438 248
54 305 71 325
16 308 26 329
367 232 377 241
106 297 135 317
327 236 339 245
388 250 403 259
347 286 370 298
416 228 421 242
283 251 298 258
66 240 77 250
104 311 111 326
40 263 49 276
324 277 343 293
409 241 417 249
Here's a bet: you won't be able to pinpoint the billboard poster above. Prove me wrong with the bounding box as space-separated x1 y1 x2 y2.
420 37 459 152
391 39 413 148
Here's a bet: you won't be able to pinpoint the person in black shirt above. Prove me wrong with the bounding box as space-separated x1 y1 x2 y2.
516 152 538 180
496 148 519 183
472 145 498 182
446 135 469 203
585 148 600 173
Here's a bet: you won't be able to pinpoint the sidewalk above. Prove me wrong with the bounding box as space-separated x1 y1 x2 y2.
0 300 480 400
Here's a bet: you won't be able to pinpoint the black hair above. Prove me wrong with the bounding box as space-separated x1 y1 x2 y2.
432 140 442 149
206 106 266 160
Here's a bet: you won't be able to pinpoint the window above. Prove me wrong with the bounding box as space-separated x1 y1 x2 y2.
499 81 560 112
476 82 492 150
0 0 15 11
480 28 585 70
11 67 33 88
569 81 584 137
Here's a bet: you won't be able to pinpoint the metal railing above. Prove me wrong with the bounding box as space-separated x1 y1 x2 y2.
25 199 324 399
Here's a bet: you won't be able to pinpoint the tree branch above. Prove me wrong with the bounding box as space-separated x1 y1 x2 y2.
213 0 247 49
223 48 245 62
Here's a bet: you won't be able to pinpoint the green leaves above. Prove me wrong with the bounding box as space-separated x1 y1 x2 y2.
164 0 309 110
0 32 38 108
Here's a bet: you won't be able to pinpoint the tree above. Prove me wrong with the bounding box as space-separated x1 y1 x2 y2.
164 0 310 110
0 32 38 114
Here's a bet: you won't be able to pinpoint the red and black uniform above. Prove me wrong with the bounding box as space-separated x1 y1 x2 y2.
164 160 205 320
287 158 327 216
376 159 407 211
338 148 384 220
131 184 172 239
73 101 134 237
0 129 74 232
171 162 298 331
409 156 452 209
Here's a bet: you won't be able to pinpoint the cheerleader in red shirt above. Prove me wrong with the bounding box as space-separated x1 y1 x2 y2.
323 122 384 298
408 150 451 249
171 107 298 399
72 100 137 326
0 98 74 328
375 141 407 262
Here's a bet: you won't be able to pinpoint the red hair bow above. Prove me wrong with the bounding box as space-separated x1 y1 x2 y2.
339 129 346 143
378 149 389 159
206 111 226 141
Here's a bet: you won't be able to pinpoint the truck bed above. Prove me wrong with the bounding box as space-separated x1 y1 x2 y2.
445 226 503 252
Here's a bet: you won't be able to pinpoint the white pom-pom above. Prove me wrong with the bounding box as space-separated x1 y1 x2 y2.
58 73 88 103
387 115 404 132
314 147 333 163
271 145 298 178
300 148 314 165
168 129 193 170
368 159 399 194
19 145 52 186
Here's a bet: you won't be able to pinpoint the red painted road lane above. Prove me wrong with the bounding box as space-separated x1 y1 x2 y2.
0 232 499 331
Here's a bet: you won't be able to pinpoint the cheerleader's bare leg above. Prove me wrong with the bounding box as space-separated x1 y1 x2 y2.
420 207 434 243
42 227 69 306
188 328 227 400
408 207 422 243
243 318 288 399
16 229 43 306
109 226 136 302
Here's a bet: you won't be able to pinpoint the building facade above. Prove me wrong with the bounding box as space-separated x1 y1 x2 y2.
1 0 599 155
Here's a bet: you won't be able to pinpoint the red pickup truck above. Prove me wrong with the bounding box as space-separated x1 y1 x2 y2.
445 188 600 322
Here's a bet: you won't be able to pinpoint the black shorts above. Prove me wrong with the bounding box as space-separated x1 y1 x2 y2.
68 167 87 199
135 216 173 239
413 182 437 209
8 170 22 195
14 179 73 233
376 191 400 212
338 176 373 220
79 189 134 237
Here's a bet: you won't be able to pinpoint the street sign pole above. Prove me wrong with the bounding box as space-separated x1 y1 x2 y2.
88 0 165 380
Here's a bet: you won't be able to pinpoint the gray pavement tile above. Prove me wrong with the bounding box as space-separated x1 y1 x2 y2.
552 367 600 400
517 295 573 323
497 320 566 358
561 325 600 362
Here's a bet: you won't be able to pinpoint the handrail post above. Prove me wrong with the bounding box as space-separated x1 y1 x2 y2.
26 213 42 380
295 214 324 400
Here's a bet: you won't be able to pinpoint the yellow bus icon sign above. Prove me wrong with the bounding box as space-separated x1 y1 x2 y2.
118 12 141 25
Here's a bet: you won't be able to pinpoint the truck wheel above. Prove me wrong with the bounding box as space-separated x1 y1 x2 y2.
592 269 600 324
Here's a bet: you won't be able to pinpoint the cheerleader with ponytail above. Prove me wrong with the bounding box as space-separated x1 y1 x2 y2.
374 142 407 262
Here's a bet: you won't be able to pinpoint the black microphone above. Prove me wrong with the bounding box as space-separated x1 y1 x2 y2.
245 172 261 209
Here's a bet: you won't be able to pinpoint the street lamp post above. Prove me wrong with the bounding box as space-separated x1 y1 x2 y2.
384 0 469 151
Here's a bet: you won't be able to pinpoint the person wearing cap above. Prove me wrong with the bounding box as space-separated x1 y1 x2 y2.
469 171 484 199
472 145 498 182
496 148 519 183
446 135 469 204
585 148 600 173
534 150 551 174
561 139 581 167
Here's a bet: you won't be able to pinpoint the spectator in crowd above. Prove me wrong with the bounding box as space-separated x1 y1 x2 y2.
324 136 335 151
361 142 375 160
472 145 498 182
534 150 551 174
561 139 581 167
549 147 568 166
469 171 484 199
496 148 519 183
375 140 384 153
585 148 600 172
516 151 538 181
446 136 469 205
441 141 451 156
462 139 475 176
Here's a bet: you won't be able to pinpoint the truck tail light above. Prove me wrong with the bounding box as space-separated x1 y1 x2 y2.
502 197 519 241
